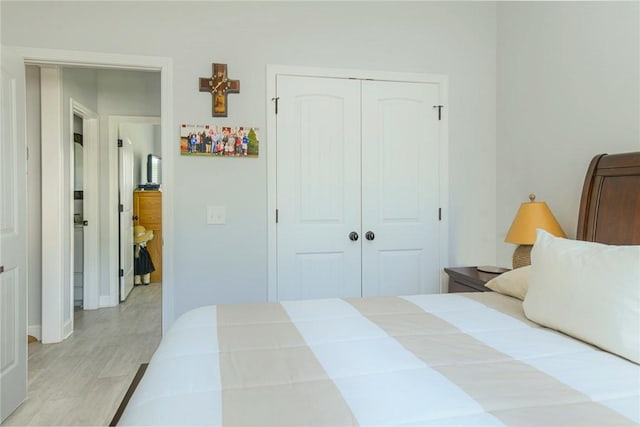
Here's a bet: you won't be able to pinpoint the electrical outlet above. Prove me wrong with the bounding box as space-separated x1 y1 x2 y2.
206 206 226 225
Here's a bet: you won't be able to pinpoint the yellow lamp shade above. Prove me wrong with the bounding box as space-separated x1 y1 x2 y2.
505 194 567 245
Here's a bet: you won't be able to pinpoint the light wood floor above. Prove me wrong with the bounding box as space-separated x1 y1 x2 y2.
2 283 162 426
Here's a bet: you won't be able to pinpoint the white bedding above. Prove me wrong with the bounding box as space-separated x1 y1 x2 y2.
118 292 640 426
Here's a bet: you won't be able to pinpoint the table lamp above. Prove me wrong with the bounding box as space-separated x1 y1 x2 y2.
505 193 566 269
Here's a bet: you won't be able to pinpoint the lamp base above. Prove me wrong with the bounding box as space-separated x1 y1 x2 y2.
512 244 533 269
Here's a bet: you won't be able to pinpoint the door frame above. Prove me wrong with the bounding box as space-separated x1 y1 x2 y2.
70 99 99 311
265 65 449 301
109 115 161 303
17 47 175 335
39 66 69 342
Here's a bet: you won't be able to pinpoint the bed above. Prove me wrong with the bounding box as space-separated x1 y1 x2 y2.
118 152 640 426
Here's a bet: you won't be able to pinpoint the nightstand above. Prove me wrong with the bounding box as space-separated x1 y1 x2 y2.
444 267 506 293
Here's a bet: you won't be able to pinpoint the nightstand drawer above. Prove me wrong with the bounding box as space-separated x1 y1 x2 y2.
448 281 484 293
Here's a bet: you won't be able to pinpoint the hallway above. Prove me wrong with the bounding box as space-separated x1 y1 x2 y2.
3 283 161 426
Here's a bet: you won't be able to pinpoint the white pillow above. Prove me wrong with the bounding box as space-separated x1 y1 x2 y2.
523 229 640 364
485 265 530 300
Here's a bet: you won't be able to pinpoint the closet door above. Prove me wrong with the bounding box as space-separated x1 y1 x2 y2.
276 76 362 300
361 81 441 296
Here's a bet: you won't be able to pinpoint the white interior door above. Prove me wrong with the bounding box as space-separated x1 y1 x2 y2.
118 137 134 301
276 75 362 300
0 46 27 422
361 81 441 296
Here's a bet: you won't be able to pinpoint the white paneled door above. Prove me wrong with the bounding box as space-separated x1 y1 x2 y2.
119 137 135 301
0 46 27 422
361 80 441 296
276 76 362 300
276 75 441 300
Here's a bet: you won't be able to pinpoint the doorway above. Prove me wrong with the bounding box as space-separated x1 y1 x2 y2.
71 110 100 311
70 100 100 313
73 114 84 308
3 46 173 420
25 62 167 345
113 118 162 302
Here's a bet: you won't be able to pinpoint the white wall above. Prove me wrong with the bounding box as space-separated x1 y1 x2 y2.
63 68 98 111
97 70 161 117
25 66 42 338
153 125 161 156
3 1 498 322
119 123 161 186
496 2 640 267
61 68 98 324
28 67 98 335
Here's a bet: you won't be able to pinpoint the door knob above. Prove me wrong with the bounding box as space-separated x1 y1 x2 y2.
349 231 359 241
365 231 375 241
82 220 89 226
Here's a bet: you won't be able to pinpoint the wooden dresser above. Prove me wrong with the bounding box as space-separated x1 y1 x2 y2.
133 190 162 283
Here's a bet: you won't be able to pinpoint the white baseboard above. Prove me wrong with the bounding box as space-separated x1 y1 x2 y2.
28 324 42 341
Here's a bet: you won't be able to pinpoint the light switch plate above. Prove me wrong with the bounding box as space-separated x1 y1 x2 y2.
207 206 226 225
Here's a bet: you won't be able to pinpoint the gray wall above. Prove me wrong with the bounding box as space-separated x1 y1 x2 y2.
119 123 161 186
496 1 640 267
3 1 499 322
12 2 637 324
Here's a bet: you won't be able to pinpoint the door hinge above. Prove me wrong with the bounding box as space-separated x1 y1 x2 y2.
433 105 444 121
272 97 279 114
119 204 124 213
119 269 124 278
275 209 279 223
438 208 442 221
117 139 123 148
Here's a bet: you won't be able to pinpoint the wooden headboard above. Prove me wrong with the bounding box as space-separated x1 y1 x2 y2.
577 152 640 244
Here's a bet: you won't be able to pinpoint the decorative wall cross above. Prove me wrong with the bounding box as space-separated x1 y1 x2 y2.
199 63 240 117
